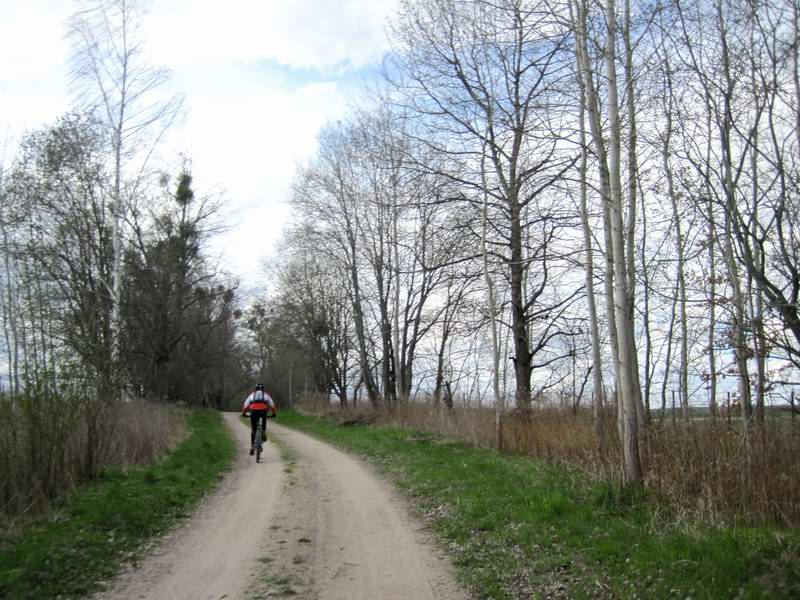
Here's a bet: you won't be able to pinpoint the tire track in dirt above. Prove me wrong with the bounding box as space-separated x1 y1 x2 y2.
263 422 467 600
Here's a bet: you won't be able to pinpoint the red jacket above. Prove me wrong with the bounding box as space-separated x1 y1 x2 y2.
242 390 276 414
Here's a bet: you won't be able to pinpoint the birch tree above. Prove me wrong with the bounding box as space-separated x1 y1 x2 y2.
573 0 643 484
569 0 606 448
68 0 183 384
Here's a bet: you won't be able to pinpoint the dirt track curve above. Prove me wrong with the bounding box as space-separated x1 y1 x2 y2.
93 413 467 600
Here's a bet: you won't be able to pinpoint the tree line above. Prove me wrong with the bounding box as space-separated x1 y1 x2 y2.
1 115 241 403
262 0 800 486
0 2 274 508
0 0 256 409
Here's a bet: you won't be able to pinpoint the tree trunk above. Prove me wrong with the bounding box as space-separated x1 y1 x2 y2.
715 0 752 432
508 183 532 409
572 7 606 449
391 177 404 401
0 209 20 394
348 234 380 407
661 89 689 421
639 183 653 422
605 0 642 485
481 139 504 449
623 0 646 431
706 148 719 418
748 43 766 426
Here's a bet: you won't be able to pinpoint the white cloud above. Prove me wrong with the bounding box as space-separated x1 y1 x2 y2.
0 2 70 80
0 1 72 136
146 0 396 70
165 79 350 281
0 83 68 137
0 0 396 283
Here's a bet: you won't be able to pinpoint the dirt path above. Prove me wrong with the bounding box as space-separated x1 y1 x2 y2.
94 413 466 600
93 413 284 600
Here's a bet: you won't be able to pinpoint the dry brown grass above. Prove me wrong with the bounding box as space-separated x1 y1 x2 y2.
297 395 800 527
643 421 800 527
111 400 188 467
0 389 187 525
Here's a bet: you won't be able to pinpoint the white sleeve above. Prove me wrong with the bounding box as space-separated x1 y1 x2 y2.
242 393 253 411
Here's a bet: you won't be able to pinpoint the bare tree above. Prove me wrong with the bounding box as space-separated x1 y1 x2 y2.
270 230 356 407
292 123 382 406
0 145 22 394
68 0 184 382
390 0 578 408
569 0 606 448
480 137 504 447
573 0 643 484
659 58 691 420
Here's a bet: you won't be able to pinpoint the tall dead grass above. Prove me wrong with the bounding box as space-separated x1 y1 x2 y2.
644 421 800 527
0 387 187 525
298 395 800 527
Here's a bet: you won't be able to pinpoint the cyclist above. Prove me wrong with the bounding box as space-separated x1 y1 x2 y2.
241 383 277 455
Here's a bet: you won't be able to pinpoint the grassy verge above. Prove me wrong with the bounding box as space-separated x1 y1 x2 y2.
279 410 800 599
0 409 235 600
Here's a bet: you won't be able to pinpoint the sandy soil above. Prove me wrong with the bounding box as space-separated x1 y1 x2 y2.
93 413 466 600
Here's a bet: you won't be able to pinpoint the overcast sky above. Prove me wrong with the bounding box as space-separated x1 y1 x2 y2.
0 0 398 291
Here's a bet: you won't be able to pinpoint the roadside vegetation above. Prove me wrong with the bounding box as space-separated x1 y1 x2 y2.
296 399 799 529
0 0 257 559
0 388 188 525
0 409 234 600
282 406 800 599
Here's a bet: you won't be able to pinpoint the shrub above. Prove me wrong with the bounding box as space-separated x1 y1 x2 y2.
0 385 186 526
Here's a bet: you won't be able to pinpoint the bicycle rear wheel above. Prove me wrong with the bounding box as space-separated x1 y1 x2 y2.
255 424 263 462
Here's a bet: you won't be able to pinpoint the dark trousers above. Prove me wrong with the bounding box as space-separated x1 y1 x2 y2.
250 409 267 446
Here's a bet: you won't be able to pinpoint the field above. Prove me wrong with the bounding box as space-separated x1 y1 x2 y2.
282 402 800 598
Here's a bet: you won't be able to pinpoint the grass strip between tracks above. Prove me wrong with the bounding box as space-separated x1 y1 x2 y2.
0 409 235 600
279 410 800 599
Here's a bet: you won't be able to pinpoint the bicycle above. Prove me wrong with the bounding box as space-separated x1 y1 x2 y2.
246 413 275 463
254 419 265 462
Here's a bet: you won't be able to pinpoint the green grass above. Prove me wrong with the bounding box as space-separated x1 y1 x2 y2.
0 409 235 600
279 410 800 599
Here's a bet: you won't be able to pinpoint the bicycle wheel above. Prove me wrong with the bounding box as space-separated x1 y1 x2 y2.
255 424 263 462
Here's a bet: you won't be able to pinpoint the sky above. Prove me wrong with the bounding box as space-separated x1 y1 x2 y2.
0 0 398 291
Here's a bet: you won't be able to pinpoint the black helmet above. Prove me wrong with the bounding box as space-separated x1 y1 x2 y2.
255 383 264 391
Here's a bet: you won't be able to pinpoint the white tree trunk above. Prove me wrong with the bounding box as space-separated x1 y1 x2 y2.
605 0 642 485
481 139 504 449
572 0 606 448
